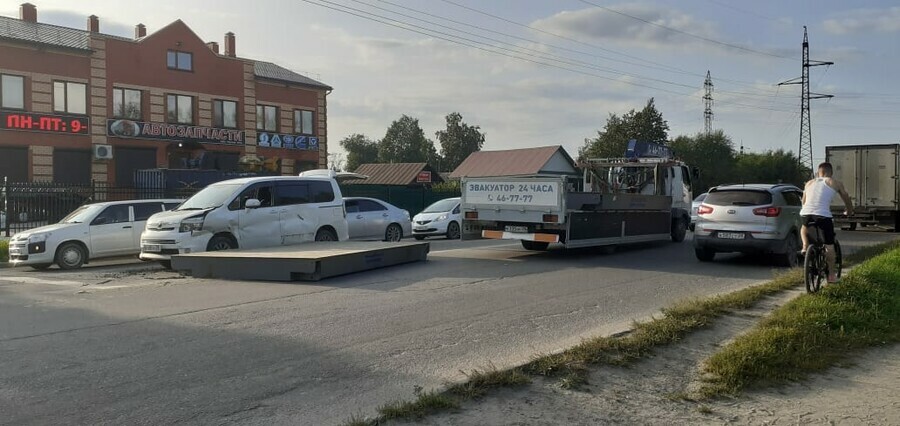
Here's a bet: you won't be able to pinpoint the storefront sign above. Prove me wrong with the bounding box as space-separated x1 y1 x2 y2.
416 171 432 183
106 119 245 145
257 132 319 151
1 111 89 135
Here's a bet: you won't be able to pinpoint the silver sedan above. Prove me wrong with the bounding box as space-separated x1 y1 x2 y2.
344 197 412 242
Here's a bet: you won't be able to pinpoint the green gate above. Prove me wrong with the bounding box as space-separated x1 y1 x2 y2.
339 185 460 217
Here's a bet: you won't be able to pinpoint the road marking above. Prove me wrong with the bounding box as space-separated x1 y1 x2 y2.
0 276 86 286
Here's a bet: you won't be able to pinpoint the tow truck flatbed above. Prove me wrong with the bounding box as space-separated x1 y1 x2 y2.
170 241 430 281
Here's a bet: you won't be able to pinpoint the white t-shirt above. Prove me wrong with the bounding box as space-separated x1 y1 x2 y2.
800 178 837 217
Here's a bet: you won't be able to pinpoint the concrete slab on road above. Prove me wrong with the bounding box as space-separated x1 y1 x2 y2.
0 230 896 425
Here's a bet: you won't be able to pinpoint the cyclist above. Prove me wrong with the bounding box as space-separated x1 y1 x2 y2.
800 162 854 283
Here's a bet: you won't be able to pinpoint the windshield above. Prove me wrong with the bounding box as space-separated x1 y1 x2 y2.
705 190 772 206
177 184 242 210
422 198 459 213
61 204 104 224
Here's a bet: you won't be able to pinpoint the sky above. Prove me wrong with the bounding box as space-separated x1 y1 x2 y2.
3 0 899 166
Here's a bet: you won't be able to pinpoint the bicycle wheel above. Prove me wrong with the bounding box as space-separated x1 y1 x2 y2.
834 240 843 279
805 246 824 293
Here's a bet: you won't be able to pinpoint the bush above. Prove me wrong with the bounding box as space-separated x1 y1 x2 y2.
0 239 8 263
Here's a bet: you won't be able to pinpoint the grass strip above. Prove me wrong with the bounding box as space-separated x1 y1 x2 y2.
699 247 900 398
522 269 803 381
843 238 900 265
0 239 7 263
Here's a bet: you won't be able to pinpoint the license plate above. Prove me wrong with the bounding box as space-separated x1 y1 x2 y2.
142 244 161 253
717 232 745 240
505 225 529 233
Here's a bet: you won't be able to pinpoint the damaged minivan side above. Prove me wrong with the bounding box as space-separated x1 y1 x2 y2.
139 170 354 268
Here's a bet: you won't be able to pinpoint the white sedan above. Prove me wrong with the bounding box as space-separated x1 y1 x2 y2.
344 197 412 242
8 199 182 270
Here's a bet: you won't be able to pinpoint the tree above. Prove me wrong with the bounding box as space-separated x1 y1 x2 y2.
579 98 670 160
378 115 441 164
436 112 485 172
327 152 345 172
669 130 737 193
339 134 379 172
735 150 809 187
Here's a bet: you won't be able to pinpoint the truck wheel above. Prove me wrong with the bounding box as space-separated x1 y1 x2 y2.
848 222 857 231
521 240 549 251
695 247 716 262
671 218 687 242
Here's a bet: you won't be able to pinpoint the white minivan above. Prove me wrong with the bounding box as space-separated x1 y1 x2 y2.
139 170 353 267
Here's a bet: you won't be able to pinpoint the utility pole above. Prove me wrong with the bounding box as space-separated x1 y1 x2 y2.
778 26 833 175
703 70 714 134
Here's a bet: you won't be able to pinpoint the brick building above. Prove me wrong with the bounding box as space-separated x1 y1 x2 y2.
0 3 331 186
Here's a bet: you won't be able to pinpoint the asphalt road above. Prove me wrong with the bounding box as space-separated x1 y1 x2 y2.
1 231 896 425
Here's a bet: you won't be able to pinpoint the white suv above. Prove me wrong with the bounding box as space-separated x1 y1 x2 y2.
140 171 351 267
8 199 182 270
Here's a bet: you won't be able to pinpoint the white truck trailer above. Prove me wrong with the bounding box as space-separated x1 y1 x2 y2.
826 144 900 231
461 142 695 250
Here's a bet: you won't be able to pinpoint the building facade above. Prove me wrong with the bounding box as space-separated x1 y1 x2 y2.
0 3 330 186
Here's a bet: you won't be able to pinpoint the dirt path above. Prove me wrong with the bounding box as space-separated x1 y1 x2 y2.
412 289 900 425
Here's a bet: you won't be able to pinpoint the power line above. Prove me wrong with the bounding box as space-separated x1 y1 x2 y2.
574 0 793 60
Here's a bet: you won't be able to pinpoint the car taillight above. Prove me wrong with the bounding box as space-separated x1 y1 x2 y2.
697 205 714 215
542 214 559 223
753 206 781 217
465 211 478 219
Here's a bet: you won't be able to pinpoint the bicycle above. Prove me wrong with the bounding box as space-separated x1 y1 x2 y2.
804 222 843 294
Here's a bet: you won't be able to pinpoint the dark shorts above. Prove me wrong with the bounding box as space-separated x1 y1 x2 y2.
803 215 835 245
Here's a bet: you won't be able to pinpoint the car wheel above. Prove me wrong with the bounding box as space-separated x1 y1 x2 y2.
695 247 715 262
671 218 687 242
315 228 338 242
385 224 403 242
55 242 86 270
446 221 461 240
414 235 426 241
689 222 696 232
207 235 237 251
848 222 858 231
777 235 799 267
521 240 550 251
30 263 53 271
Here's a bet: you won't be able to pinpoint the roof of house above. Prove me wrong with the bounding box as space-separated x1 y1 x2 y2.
0 15 331 90
253 60 332 90
450 145 578 178
0 14 92 51
348 163 442 185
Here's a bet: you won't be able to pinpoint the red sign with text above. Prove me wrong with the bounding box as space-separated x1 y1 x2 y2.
417 171 432 183
0 111 90 135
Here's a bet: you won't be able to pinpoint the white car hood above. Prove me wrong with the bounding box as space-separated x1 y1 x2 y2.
12 223 78 240
147 209 207 228
414 211 451 222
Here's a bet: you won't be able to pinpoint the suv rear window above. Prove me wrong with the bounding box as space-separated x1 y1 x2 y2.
705 190 772 206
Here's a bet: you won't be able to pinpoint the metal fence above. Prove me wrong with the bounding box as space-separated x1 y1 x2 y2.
1 178 461 237
2 179 199 237
340 185 461 217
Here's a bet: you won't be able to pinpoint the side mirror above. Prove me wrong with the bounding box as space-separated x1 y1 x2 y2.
245 198 261 209
692 167 700 179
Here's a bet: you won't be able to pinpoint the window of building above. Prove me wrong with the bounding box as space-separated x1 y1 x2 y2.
166 50 193 71
213 100 238 128
112 88 142 119
53 81 87 114
0 74 25 109
256 105 278 132
166 94 193 124
294 109 314 135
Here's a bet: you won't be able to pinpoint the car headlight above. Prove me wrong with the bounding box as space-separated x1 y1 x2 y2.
179 216 204 233
436 214 449 221
28 232 51 243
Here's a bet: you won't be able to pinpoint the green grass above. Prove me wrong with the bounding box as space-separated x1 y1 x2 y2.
523 270 803 381
0 239 7 263
377 389 459 420
447 366 531 399
844 239 900 265
699 247 900 398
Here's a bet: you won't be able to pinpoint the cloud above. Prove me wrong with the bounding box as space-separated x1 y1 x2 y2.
39 9 134 38
530 3 718 49
823 7 900 35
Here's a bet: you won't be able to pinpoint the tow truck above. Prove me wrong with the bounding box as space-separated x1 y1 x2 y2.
461 141 695 250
